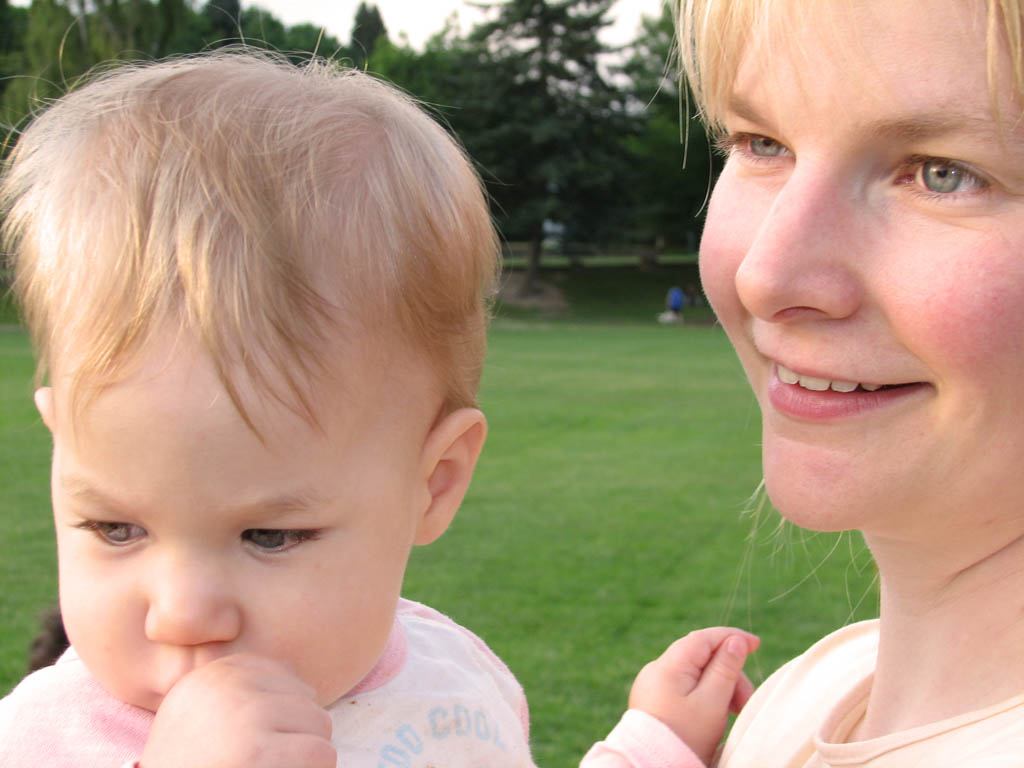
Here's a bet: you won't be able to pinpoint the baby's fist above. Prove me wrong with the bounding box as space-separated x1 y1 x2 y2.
629 628 758 765
140 654 335 768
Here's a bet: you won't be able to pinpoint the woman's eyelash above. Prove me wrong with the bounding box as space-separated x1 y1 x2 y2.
718 134 989 201
900 154 989 197
715 132 791 162
713 133 743 156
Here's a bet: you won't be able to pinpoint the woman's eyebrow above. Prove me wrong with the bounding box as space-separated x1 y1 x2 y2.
728 91 1006 143
725 94 768 126
862 111 1003 142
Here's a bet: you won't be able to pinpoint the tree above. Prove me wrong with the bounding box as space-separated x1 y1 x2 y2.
350 2 387 68
0 0 30 131
286 23 346 61
468 0 636 289
155 0 194 57
3 0 88 124
240 5 289 50
619 5 720 252
201 0 242 45
0 0 350 142
238 10 346 62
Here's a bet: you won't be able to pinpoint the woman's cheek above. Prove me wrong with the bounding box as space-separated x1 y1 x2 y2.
698 173 758 328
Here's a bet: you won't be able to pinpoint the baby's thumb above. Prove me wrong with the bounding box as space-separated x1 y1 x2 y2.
694 635 751 711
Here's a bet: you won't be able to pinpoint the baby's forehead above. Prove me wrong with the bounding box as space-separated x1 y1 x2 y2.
53 321 441 438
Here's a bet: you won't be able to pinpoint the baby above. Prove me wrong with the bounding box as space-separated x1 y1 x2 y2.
0 51 533 767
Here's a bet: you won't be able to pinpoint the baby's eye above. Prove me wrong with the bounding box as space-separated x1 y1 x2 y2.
76 520 146 546
242 528 319 553
916 159 987 194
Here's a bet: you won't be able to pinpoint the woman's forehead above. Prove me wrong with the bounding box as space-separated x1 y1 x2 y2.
692 0 1015 128
723 1 1011 130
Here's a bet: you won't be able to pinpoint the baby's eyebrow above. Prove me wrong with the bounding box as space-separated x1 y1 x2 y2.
60 475 125 511
227 489 330 520
59 474 329 520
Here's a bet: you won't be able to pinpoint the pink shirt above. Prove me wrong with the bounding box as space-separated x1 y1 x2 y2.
0 599 534 767
581 710 705 768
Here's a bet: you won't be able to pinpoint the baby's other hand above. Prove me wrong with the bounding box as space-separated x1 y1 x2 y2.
140 653 336 768
629 627 759 765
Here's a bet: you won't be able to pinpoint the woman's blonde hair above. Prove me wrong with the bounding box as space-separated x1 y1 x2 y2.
2 50 499 424
676 0 1024 132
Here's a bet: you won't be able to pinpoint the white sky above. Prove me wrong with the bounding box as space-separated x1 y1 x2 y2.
244 0 665 50
9 0 666 51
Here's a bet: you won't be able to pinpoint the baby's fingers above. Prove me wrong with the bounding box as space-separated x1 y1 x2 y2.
730 670 756 714
260 733 337 768
693 635 757 714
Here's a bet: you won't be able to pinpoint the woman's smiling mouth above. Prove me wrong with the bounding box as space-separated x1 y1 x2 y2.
770 363 929 421
776 363 923 394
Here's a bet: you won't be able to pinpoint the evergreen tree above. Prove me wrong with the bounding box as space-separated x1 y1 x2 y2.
469 0 635 288
155 0 195 57
201 0 242 45
350 3 387 68
620 5 720 252
0 0 29 129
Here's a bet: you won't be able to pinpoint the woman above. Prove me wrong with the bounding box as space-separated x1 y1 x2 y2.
585 1 1024 765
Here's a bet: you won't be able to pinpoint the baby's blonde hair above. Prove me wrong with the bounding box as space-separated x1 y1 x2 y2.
676 0 1024 132
3 50 499 425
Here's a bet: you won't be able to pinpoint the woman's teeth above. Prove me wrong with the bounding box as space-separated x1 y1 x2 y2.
777 364 881 392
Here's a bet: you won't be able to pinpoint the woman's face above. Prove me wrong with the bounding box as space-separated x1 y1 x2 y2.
701 0 1024 547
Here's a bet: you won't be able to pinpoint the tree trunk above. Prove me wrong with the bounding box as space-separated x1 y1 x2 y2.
519 233 544 296
640 236 665 270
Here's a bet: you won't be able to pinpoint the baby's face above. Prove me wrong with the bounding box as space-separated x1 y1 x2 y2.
38 335 440 711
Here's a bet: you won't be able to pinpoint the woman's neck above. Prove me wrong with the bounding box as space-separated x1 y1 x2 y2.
851 526 1024 741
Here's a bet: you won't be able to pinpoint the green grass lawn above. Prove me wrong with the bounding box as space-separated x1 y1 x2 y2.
0 269 877 767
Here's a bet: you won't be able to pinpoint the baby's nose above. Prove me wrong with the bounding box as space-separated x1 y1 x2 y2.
143 557 241 646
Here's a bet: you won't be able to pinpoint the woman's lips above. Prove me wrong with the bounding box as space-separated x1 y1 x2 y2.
769 364 928 421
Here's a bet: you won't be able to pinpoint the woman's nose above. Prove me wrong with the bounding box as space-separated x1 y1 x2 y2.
734 166 865 324
144 553 242 647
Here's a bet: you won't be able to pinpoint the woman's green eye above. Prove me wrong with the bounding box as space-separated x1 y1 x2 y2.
917 160 985 194
749 136 787 157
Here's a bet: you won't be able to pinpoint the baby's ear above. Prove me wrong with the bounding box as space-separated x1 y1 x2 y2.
414 408 487 546
34 388 56 433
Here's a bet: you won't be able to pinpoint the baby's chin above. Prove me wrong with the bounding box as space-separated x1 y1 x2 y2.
315 666 377 708
87 656 201 714
315 642 398 707
95 675 164 713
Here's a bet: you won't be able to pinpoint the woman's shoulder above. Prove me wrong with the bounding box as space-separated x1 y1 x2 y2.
748 619 879 705
719 620 879 765
787 618 880 674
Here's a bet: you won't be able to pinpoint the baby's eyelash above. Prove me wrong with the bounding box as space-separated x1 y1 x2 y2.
242 528 322 553
73 519 145 545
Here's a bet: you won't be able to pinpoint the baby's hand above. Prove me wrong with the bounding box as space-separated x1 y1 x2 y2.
628 627 759 765
139 654 336 768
